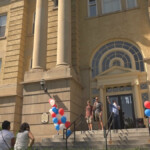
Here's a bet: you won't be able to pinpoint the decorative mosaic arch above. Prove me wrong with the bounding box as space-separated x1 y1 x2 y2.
91 41 144 78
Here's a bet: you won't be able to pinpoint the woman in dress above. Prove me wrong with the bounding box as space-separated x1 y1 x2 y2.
14 122 34 150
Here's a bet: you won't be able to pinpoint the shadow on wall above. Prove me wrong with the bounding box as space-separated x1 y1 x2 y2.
53 95 68 111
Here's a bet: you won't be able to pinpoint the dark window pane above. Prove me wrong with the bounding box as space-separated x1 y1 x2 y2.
0 26 5 37
89 0 96 5
136 62 140 70
140 61 144 71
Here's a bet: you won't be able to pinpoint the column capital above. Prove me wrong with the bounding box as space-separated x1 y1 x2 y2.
97 85 104 89
131 79 139 86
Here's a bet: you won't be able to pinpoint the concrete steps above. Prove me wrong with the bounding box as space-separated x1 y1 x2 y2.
33 128 150 150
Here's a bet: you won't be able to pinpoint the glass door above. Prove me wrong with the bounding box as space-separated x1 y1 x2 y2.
107 94 135 129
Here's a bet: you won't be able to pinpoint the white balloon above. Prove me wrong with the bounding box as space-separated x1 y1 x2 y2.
50 99 55 106
49 108 53 114
60 124 66 130
56 114 61 120
54 123 58 127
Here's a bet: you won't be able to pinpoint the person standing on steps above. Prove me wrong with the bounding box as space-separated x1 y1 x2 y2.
93 97 104 130
107 96 121 130
85 100 93 131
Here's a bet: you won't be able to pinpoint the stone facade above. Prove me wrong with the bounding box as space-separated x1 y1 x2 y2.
0 0 150 140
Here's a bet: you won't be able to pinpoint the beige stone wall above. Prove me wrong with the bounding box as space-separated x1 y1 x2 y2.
22 78 71 137
0 96 22 133
71 0 80 74
4 0 27 84
46 0 58 69
0 0 27 132
70 79 83 122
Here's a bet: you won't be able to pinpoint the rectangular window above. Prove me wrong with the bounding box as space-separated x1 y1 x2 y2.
88 0 97 17
102 0 121 14
0 15 7 37
126 0 137 9
54 0 58 7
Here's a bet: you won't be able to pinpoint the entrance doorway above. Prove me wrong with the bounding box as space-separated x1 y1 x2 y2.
107 94 135 129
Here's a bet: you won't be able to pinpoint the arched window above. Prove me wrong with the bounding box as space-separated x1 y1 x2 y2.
112 60 121 66
91 41 144 78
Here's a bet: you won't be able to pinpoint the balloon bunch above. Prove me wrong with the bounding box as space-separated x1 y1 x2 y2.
49 98 72 136
144 101 150 117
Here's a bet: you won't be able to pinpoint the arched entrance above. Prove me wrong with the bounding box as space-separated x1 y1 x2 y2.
91 40 148 127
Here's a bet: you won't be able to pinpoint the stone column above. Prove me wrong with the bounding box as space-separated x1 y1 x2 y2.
56 0 71 66
32 0 48 69
132 79 143 118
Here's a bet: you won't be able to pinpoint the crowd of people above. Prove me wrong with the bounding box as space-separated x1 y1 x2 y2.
85 96 121 131
0 121 34 150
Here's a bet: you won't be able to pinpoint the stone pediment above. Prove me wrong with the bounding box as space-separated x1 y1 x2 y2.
98 66 139 77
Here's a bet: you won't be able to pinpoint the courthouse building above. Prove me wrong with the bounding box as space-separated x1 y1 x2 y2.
0 0 150 139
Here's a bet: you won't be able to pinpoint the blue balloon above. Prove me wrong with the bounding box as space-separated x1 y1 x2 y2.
53 117 58 124
145 109 150 117
61 116 66 124
52 107 57 114
66 129 71 137
55 124 60 131
55 108 58 114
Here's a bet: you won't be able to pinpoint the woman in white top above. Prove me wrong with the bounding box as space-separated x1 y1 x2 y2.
14 122 34 150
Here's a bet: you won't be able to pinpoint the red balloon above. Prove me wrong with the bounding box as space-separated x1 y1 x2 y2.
51 112 56 118
65 121 71 128
52 104 57 108
58 120 61 125
59 108 64 116
144 101 150 109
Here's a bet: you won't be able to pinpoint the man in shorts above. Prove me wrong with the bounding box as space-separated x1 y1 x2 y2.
93 97 104 130
85 100 93 131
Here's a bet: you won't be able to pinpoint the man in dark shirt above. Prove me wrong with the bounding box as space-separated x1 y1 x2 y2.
107 96 120 130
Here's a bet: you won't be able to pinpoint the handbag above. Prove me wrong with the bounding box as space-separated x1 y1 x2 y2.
1 130 11 150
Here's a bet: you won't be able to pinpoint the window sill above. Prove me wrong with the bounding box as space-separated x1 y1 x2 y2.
0 36 6 40
53 7 58 10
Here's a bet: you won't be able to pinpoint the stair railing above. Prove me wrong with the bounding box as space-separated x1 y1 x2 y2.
63 113 85 149
148 117 150 136
103 112 114 150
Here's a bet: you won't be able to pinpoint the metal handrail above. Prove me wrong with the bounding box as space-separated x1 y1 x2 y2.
103 112 114 150
63 114 85 149
148 117 150 136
